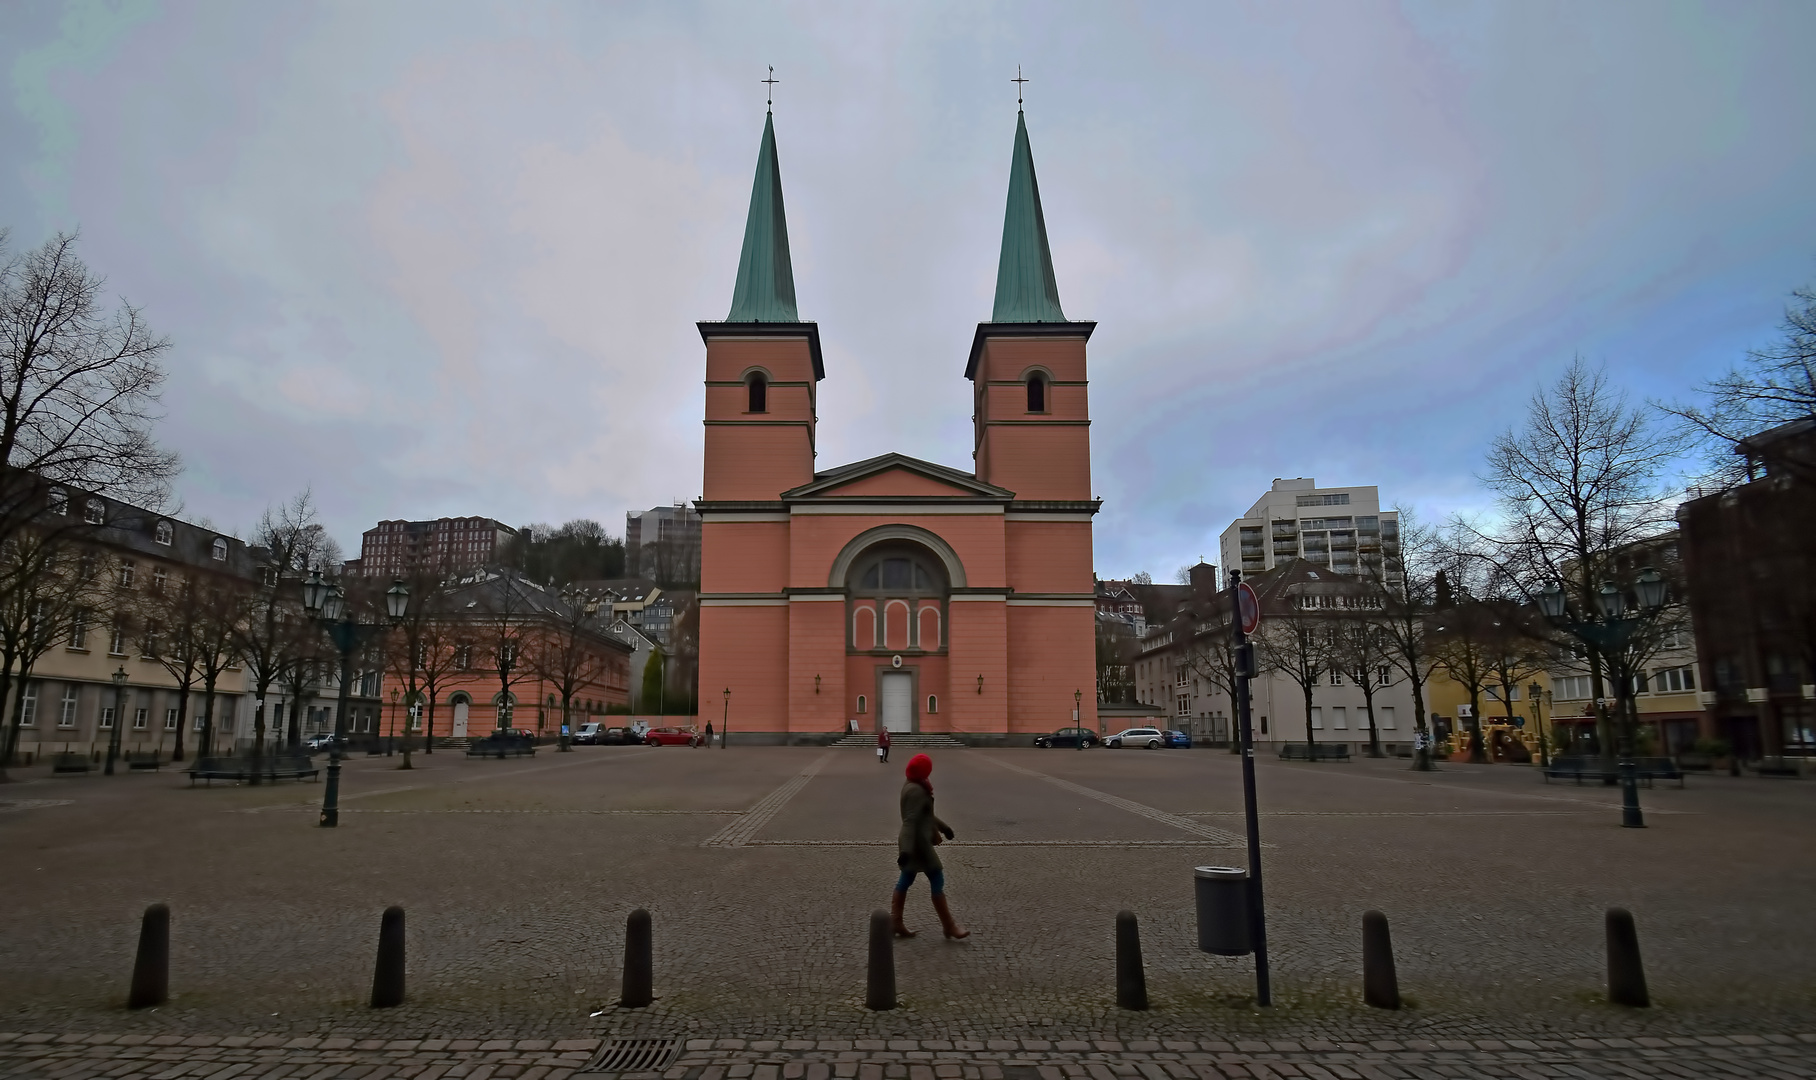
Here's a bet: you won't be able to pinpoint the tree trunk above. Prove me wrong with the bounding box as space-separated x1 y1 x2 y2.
1303 683 1318 754
197 683 217 760
1362 688 1381 757
0 670 22 780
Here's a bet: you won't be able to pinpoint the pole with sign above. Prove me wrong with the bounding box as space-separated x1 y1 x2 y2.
1230 571 1271 1006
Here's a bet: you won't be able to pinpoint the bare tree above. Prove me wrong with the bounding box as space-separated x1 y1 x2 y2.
478 571 535 733
1371 508 1444 770
189 581 248 760
1477 359 1689 768
0 534 100 778
1255 582 1334 754
0 232 179 541
529 588 615 750
236 492 336 776
1664 282 1816 484
1334 607 1392 758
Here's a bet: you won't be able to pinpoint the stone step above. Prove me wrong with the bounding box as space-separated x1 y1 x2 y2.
831 734 967 749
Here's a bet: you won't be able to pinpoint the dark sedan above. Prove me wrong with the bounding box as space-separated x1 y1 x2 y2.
1034 727 1099 748
1163 730 1192 749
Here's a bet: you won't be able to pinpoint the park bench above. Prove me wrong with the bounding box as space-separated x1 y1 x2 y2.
1755 757 1802 777
50 752 90 774
1278 743 1351 762
187 755 321 786
466 735 536 759
126 752 162 771
1676 753 1714 771
1543 754 1684 787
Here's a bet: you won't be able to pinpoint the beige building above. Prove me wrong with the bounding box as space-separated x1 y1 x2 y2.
1218 478 1400 584
7 486 255 766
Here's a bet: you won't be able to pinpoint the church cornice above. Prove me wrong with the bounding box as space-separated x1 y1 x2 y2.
697 321 825 381
965 321 1096 380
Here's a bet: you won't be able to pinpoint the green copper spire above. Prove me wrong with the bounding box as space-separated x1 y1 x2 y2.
726 111 800 323
991 110 1066 323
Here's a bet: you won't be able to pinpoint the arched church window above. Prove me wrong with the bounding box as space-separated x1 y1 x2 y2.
1026 373 1047 413
856 694 867 714
747 373 768 413
848 546 947 652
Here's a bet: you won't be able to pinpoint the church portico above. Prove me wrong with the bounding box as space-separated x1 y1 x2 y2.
696 102 1098 744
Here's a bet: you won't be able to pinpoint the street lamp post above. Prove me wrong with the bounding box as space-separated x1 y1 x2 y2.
721 687 730 749
103 666 129 775
1528 681 1549 769
389 689 400 756
303 573 409 828
1537 568 1667 829
1074 688 1083 751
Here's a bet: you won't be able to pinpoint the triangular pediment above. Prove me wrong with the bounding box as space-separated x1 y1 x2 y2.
783 453 1014 500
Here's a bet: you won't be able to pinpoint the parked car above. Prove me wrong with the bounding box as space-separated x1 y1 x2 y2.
1162 729 1192 749
644 726 700 747
1106 727 1167 749
572 722 602 745
603 726 643 745
1034 726 1099 748
304 733 336 751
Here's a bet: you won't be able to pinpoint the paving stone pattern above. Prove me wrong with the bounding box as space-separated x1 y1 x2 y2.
2 747 1814 1062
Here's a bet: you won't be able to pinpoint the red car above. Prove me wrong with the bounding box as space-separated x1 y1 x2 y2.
644 726 701 747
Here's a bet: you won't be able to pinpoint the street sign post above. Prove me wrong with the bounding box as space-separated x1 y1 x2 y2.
1227 570 1270 1006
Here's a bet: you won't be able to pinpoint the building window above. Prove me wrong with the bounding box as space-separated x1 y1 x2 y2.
747 373 768 413
48 488 68 515
1328 668 1343 686
1026 373 1047 413
856 694 867 714
84 498 105 524
165 708 178 730
211 538 228 561
20 685 36 727
456 644 472 670
109 619 128 656
1553 674 1592 700
927 694 938 714
100 706 115 729
133 708 148 729
1295 493 1351 507
68 609 89 649
118 560 135 587
1378 665 1392 685
151 567 167 593
154 520 173 545
1654 665 1696 692
59 687 78 727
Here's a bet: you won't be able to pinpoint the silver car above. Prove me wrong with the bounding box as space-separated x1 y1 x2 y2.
1105 727 1167 749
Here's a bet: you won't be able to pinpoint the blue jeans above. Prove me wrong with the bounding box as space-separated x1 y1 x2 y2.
895 868 945 895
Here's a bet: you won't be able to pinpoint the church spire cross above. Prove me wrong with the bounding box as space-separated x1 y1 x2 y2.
1012 65 1028 109
763 65 779 111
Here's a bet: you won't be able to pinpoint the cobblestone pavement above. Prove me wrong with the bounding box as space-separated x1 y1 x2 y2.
4 1030 1815 1080
2 746 1814 1054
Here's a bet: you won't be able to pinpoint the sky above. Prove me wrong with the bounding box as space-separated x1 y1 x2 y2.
3 0 1814 578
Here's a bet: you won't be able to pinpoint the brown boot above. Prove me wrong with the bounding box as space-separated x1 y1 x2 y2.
932 893 969 939
891 889 918 938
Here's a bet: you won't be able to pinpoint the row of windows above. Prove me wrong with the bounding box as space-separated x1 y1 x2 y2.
744 371 1055 415
853 694 938 715
47 491 228 559
1552 666 1697 701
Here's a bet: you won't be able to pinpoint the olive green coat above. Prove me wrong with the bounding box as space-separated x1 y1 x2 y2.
897 781 950 874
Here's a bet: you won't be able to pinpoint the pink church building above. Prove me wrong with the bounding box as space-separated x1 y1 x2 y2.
696 104 1098 744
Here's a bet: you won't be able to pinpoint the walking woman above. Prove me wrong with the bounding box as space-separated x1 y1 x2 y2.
892 753 969 939
877 727 891 763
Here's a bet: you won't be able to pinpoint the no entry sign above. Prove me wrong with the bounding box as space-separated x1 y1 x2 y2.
1237 581 1261 635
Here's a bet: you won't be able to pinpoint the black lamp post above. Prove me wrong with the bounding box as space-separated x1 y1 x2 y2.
1074 688 1083 750
1537 567 1667 829
304 572 408 828
720 687 730 749
1528 681 1549 768
103 665 128 775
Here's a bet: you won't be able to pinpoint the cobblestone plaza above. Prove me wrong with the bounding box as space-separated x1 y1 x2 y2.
2 746 1813 1078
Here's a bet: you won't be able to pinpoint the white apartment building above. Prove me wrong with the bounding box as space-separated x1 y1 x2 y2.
1218 478 1399 583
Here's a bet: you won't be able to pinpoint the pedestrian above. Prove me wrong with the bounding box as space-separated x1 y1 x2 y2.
877 727 891 763
892 753 968 939
704 721 714 748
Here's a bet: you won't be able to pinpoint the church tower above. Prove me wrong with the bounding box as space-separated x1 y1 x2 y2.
967 107 1100 734
696 108 821 732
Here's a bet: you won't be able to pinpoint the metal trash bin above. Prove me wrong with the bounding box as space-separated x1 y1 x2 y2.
1195 865 1251 955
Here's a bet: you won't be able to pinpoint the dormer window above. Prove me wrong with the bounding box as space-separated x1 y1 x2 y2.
84 498 105 525
48 488 68 516
747 372 768 413
1026 373 1047 413
154 520 173 546
210 538 228 561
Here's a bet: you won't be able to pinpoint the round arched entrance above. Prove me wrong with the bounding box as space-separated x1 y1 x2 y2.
845 541 950 734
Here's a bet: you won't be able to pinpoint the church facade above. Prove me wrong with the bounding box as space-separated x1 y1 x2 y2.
696 107 1099 743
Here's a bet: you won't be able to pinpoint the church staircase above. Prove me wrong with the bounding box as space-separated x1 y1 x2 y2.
832 733 967 749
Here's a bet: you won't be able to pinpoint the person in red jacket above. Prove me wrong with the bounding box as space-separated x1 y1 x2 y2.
877 727 891 763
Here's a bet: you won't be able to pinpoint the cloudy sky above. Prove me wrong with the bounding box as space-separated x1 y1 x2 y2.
3 1 1813 576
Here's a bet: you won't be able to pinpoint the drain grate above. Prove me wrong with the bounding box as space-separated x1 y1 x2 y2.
585 1037 681 1074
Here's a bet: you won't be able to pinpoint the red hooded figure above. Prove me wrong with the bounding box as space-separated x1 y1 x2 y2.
892 752 967 939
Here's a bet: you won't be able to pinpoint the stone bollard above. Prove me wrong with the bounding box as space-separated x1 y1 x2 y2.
127 903 170 1009
1115 910 1148 1010
370 906 406 1008
1606 907 1649 1007
866 910 896 1011
1362 909 1400 1009
620 908 653 1008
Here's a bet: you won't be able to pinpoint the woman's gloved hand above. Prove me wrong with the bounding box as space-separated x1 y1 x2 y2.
940 825 956 841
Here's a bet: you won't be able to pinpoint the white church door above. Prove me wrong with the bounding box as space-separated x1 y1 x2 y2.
452 698 469 738
881 672 915 733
